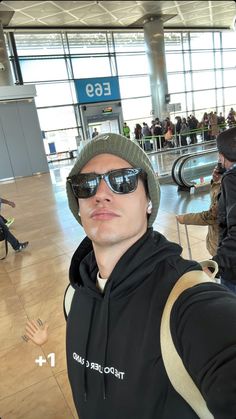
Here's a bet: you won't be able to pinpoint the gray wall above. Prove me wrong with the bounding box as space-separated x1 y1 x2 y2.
0 99 49 180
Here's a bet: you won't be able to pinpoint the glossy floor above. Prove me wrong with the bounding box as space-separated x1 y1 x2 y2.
0 164 212 419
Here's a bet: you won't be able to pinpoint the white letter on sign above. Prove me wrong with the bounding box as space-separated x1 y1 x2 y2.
95 83 103 96
103 82 111 96
86 84 94 97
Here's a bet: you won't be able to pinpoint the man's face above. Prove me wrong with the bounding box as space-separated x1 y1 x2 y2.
78 153 149 248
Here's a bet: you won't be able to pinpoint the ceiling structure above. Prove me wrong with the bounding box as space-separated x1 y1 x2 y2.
0 1 235 31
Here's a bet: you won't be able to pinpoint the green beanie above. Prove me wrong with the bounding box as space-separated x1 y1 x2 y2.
66 133 160 227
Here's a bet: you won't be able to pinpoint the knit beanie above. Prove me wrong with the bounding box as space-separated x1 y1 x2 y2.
66 133 160 227
216 127 236 161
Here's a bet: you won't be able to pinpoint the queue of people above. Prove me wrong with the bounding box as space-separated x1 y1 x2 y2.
131 108 236 150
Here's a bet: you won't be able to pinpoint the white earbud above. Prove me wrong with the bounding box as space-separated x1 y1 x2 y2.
147 201 152 214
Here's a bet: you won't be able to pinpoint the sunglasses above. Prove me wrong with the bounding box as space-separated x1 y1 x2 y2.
67 168 144 199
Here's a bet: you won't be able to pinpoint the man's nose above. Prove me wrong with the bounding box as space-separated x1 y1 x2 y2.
95 179 112 200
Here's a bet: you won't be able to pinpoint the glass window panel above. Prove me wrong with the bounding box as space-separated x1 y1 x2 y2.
72 56 113 78
186 92 193 113
185 73 192 91
222 51 236 68
213 32 221 49
20 58 68 82
44 128 78 154
222 32 236 48
35 82 75 107
214 51 222 68
119 76 150 98
183 52 191 71
192 71 215 90
67 32 109 54
224 87 236 107
216 89 223 107
182 32 190 51
223 69 236 87
116 54 148 75
113 32 145 52
164 33 182 51
122 97 152 120
193 90 216 111
167 73 185 93
169 93 186 114
37 106 77 131
216 70 223 88
15 33 64 56
191 52 214 70
190 32 213 50
166 53 183 72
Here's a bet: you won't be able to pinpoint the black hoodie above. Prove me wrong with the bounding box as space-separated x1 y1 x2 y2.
66 228 236 419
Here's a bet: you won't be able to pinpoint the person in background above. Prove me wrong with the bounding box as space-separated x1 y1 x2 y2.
209 111 220 140
179 117 189 146
176 166 222 257
0 197 29 252
65 132 236 419
211 127 236 292
92 128 99 139
122 122 130 139
0 214 14 228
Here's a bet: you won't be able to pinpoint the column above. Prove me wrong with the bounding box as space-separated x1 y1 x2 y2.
143 16 169 121
0 22 13 85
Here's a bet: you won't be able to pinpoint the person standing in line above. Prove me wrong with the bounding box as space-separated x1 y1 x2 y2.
122 122 130 139
65 132 236 419
0 197 29 252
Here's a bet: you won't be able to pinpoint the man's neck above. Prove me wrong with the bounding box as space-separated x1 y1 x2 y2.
93 232 146 279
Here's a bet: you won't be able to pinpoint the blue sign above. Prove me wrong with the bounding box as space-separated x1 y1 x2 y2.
75 76 121 104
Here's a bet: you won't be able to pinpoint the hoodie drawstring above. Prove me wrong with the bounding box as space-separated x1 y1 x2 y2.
83 299 96 402
101 282 112 400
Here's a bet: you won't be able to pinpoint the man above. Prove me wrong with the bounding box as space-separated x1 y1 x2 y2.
66 133 236 418
0 197 29 252
212 127 236 292
92 128 99 138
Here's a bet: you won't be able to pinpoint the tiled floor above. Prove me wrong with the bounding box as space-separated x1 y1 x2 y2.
0 156 213 418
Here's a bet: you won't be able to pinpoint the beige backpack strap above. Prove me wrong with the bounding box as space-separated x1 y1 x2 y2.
160 270 215 419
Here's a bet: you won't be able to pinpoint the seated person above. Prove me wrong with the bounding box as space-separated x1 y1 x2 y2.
0 196 29 252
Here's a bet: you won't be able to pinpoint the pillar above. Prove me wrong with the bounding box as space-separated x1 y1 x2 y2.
0 22 13 86
143 16 169 121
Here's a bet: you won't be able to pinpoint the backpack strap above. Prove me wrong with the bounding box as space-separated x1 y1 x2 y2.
160 269 215 419
63 284 75 319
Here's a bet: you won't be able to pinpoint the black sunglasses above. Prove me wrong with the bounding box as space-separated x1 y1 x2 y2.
67 168 144 199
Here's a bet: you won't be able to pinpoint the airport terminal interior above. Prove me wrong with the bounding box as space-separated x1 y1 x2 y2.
0 1 236 417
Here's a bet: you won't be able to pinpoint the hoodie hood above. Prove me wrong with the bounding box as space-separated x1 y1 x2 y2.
69 228 182 299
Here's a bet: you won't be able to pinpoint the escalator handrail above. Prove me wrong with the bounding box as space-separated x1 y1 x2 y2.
178 148 217 188
171 154 189 187
172 148 217 187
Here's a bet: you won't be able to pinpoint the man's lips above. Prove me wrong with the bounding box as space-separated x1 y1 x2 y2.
90 209 120 220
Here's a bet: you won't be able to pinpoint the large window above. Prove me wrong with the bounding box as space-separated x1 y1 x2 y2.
165 30 236 116
6 28 236 152
20 58 68 82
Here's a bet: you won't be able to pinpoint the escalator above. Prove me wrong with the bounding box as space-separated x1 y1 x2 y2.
172 148 218 190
